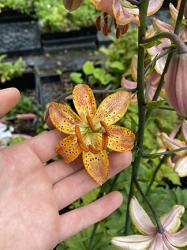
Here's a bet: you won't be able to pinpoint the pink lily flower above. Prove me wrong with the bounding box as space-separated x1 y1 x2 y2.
158 120 187 177
91 0 164 37
112 197 187 250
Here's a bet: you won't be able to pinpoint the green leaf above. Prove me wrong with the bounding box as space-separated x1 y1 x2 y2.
109 61 124 71
146 100 165 110
83 61 95 75
93 68 113 85
70 72 83 84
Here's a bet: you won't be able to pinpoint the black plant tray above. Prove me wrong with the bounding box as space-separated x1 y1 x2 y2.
0 9 35 23
42 26 97 49
0 20 41 55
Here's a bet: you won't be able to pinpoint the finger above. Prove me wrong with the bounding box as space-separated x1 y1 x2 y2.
27 130 64 162
53 151 132 209
58 191 123 241
0 88 20 117
46 158 83 184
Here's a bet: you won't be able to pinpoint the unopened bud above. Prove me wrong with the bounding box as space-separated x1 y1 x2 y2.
165 52 187 117
63 0 84 11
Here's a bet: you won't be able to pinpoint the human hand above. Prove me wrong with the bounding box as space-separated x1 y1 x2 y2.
0 88 132 250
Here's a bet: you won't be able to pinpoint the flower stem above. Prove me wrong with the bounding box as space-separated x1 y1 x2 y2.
145 0 187 120
142 146 187 159
124 0 149 234
143 32 187 53
145 156 167 196
135 179 164 234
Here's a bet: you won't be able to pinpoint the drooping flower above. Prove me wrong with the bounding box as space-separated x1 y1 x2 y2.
158 121 187 177
47 84 135 185
165 52 187 118
112 197 187 250
63 0 84 11
146 1 187 74
91 0 164 38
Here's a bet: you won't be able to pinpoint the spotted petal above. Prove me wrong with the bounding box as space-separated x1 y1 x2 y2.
175 156 187 177
72 84 97 120
165 226 187 248
96 91 131 125
83 150 109 185
130 197 156 235
56 135 81 163
107 125 135 152
48 102 81 134
111 235 153 250
161 205 185 233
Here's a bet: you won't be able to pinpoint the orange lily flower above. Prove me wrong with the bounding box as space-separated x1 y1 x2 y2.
47 84 135 185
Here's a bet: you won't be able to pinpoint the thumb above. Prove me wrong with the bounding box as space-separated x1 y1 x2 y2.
0 88 20 117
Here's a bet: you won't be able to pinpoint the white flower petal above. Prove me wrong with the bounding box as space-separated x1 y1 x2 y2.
111 235 153 250
149 233 164 250
130 197 156 235
175 156 187 177
165 226 187 248
161 205 185 233
182 120 187 143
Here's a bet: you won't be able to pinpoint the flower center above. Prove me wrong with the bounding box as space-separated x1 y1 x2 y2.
75 116 109 154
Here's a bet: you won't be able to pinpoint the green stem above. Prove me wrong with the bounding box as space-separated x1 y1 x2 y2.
135 179 164 234
124 0 149 234
142 146 187 159
145 156 167 196
145 0 187 120
143 32 187 53
88 174 120 249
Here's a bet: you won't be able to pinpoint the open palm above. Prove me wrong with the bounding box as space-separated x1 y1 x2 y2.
0 88 132 250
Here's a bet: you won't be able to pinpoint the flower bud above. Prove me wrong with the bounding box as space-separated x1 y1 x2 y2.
165 52 187 118
63 0 84 11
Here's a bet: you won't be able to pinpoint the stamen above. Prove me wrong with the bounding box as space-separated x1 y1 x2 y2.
122 24 129 34
96 16 101 31
86 115 97 132
116 27 121 39
102 133 108 150
100 120 109 135
103 23 108 36
75 125 89 152
89 145 100 154
103 12 108 24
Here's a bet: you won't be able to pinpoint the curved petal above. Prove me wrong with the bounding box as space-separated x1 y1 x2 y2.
165 226 187 247
169 3 178 22
113 0 138 25
48 102 81 134
91 0 113 16
160 133 187 157
175 156 187 177
130 197 156 235
72 84 97 120
127 0 164 16
96 91 131 125
121 75 137 90
131 55 137 82
155 56 167 75
82 150 109 185
111 235 153 250
160 205 185 233
153 18 173 32
107 125 135 152
56 135 82 163
182 120 187 142
149 233 164 250
163 234 179 250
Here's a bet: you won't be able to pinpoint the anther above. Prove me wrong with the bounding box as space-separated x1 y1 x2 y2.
75 125 89 151
86 115 97 132
89 145 100 154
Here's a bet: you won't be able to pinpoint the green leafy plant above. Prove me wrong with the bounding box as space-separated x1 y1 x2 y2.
0 55 26 83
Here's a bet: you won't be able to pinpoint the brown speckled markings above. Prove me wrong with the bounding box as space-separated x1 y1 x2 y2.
107 125 135 152
96 91 131 125
73 84 97 119
83 150 109 185
49 102 80 134
56 135 81 163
